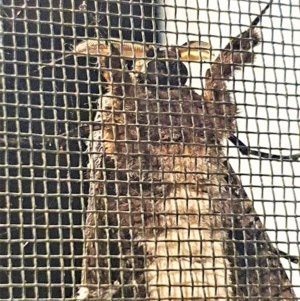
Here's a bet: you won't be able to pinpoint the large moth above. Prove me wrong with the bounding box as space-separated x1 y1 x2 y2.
76 2 296 300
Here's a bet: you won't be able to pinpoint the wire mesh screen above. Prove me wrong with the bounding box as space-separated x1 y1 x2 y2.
0 0 299 300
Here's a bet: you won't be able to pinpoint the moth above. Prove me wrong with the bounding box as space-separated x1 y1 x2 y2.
76 2 297 300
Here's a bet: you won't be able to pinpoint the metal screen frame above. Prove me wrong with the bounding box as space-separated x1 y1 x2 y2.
0 1 299 300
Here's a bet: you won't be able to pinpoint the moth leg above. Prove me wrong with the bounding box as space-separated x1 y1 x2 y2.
229 135 300 161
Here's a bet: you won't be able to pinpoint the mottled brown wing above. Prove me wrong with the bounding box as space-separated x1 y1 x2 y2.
223 162 296 300
201 12 297 299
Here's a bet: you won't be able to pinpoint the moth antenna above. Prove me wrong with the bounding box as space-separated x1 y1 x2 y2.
178 41 213 62
74 39 149 60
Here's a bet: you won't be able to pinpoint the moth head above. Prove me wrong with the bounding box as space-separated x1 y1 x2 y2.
75 39 213 88
143 47 188 87
136 41 212 88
